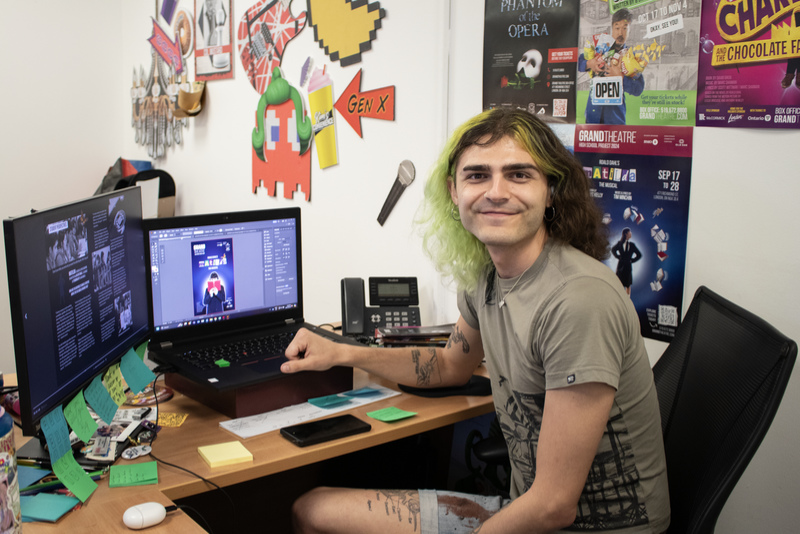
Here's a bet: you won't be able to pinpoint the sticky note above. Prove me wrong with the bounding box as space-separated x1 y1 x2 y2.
157 412 188 427
308 394 351 409
343 387 381 397
85 375 118 424
135 340 148 360
63 391 98 443
104 363 127 407
198 441 253 468
21 493 80 522
215 359 230 368
121 347 156 394
366 407 417 422
52 453 97 502
109 460 158 487
39 407 72 463
18 466 51 490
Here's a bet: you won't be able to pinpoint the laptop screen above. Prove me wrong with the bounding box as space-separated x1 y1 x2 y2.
146 209 301 334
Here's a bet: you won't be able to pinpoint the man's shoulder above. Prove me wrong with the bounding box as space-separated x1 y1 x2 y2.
543 242 624 297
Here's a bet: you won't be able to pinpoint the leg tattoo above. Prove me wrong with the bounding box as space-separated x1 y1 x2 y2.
369 490 420 532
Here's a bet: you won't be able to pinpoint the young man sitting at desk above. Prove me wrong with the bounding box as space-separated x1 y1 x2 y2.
282 108 669 534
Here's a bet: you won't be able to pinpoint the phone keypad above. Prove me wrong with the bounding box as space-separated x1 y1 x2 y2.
368 308 420 328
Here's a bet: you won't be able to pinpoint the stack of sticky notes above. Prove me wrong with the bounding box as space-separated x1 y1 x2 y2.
198 441 253 468
109 461 159 487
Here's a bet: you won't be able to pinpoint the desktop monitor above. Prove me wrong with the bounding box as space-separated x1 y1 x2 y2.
4 187 150 436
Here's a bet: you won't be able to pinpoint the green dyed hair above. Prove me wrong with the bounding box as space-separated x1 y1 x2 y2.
417 108 608 292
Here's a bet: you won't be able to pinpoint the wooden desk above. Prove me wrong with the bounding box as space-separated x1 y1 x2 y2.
19 368 493 533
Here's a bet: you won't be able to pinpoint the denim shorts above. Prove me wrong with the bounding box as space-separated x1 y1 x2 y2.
419 490 511 534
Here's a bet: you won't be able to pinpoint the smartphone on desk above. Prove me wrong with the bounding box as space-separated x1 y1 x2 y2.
280 414 372 447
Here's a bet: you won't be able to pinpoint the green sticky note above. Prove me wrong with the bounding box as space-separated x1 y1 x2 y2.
308 394 351 409
109 460 158 487
135 340 148 360
63 391 98 443
366 407 417 422
52 453 97 503
85 375 118 425
215 359 230 368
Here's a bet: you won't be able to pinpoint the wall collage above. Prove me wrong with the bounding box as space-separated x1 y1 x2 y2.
133 0 798 342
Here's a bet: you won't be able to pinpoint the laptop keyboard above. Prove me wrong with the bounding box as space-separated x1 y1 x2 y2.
180 331 295 370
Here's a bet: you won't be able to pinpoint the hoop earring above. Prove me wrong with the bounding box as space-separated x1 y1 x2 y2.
544 206 556 222
450 204 461 221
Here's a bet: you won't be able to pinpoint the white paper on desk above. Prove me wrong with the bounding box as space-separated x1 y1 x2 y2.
219 383 401 439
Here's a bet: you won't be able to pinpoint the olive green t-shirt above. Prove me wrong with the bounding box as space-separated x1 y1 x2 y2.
459 239 669 533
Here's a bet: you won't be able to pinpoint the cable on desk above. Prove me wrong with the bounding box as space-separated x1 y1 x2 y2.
146 372 237 534
174 503 215 533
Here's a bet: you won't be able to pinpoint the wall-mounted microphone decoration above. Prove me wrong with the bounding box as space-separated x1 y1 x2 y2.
378 160 415 226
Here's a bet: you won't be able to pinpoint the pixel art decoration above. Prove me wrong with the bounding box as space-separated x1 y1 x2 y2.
251 68 312 199
307 0 385 66
237 0 308 95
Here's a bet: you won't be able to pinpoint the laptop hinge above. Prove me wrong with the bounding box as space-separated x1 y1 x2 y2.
285 318 300 325
159 341 173 350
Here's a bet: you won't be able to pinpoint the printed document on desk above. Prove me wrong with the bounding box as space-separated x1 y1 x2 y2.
220 384 400 439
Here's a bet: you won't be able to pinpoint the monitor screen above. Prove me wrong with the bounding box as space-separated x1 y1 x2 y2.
4 187 150 436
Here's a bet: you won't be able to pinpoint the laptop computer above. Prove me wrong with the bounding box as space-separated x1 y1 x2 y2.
144 206 356 394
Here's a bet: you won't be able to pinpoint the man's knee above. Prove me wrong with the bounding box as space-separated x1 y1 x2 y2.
292 486 336 533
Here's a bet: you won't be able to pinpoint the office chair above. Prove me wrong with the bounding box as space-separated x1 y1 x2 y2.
653 285 796 534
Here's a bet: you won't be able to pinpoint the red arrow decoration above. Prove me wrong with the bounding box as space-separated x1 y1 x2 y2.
334 69 394 137
148 18 183 74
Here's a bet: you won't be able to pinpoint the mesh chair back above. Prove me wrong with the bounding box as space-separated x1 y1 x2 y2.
653 286 797 534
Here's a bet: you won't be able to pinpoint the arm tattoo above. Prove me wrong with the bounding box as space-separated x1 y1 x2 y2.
446 324 470 354
411 348 441 386
367 490 420 532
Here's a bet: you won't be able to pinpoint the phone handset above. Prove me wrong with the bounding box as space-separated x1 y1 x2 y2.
341 278 366 336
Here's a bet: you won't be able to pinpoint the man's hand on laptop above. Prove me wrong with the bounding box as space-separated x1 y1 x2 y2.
282 328 341 374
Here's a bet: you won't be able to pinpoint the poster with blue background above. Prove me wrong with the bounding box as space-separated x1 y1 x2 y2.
575 124 692 342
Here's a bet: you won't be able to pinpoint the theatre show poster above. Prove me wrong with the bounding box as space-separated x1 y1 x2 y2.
696 0 800 127
483 0 580 123
577 0 701 126
191 238 235 317
575 124 693 342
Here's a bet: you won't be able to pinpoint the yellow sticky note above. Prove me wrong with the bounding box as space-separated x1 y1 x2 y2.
103 363 127 407
198 441 253 468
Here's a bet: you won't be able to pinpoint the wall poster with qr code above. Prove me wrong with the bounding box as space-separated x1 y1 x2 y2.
482 0 579 123
574 124 693 342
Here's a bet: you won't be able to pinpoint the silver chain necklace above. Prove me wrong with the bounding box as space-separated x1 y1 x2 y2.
497 262 534 308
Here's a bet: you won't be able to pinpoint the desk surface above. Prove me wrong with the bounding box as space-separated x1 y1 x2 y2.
19 368 493 533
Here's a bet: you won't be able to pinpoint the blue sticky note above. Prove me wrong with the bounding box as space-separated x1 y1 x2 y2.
18 466 51 490
343 387 381 397
308 394 351 409
85 375 118 424
39 407 72 462
120 347 156 394
21 493 80 522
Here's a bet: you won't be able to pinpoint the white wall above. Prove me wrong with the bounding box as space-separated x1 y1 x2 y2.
1 1 798 532
0 2 126 371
